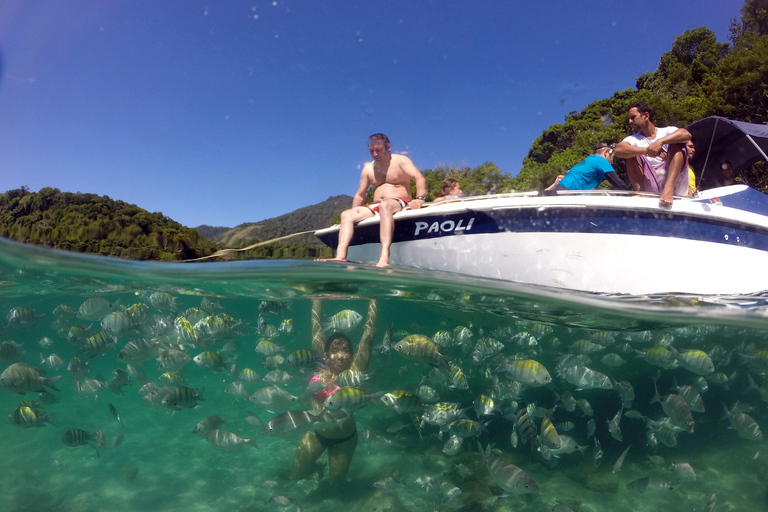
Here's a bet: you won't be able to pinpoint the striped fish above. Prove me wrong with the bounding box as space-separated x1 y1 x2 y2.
380 390 424 414
394 335 452 369
539 417 561 449
323 386 380 414
447 418 484 438
652 389 694 434
7 307 41 328
497 358 552 387
285 349 324 370
477 442 539 494
671 348 715 375
80 331 116 358
161 386 205 410
514 403 538 446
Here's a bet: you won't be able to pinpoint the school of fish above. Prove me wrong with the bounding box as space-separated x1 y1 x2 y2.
2 293 768 510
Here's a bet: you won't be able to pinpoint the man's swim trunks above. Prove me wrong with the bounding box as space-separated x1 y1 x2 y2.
365 197 409 215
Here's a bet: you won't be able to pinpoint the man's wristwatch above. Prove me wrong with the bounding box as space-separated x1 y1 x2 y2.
417 195 426 200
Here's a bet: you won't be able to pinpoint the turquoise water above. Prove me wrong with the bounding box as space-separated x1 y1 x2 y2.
2 237 768 512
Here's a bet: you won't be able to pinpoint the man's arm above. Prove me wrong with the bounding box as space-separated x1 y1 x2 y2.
604 171 628 190
646 128 691 158
351 166 374 208
614 141 646 159
398 156 427 209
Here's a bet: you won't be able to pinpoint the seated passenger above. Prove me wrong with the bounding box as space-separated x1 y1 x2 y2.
544 141 626 192
686 138 697 196
720 160 738 186
433 178 463 202
614 101 691 206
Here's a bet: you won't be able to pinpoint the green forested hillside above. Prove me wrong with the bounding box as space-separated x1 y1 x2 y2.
195 225 231 242
0 187 218 260
217 195 352 247
210 195 351 260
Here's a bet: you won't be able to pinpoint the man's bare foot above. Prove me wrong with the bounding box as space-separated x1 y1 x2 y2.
375 260 389 268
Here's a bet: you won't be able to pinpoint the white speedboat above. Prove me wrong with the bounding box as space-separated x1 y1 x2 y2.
315 117 768 295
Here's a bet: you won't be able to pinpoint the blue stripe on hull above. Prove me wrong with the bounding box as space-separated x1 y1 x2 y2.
317 207 768 253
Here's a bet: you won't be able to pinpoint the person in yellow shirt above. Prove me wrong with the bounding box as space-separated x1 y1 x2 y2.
686 139 697 196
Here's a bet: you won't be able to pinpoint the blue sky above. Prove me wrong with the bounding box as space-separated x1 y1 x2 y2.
0 0 743 228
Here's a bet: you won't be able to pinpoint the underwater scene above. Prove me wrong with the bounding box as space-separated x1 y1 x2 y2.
2 237 768 512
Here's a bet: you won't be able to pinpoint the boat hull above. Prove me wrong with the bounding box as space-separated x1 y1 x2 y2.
315 186 768 295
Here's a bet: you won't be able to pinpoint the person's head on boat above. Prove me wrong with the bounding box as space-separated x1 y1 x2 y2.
721 160 736 185
440 178 462 198
686 138 696 160
325 331 353 374
368 133 391 163
627 101 654 136
594 141 616 163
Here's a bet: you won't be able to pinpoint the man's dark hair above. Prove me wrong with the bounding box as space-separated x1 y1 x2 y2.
628 101 654 123
689 136 696 145
368 133 391 148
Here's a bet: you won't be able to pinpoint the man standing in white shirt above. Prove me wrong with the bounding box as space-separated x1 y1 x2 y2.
615 101 691 206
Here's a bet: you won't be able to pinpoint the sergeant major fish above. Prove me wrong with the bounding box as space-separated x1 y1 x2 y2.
204 429 258 450
322 310 363 332
477 442 539 494
496 358 552 387
7 405 56 428
394 335 452 369
0 363 61 394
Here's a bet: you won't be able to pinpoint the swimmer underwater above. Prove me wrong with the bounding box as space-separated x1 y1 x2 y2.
291 299 376 485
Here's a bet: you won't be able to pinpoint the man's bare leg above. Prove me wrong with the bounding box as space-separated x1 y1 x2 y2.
375 198 403 267
318 206 373 262
659 145 686 206
624 158 644 192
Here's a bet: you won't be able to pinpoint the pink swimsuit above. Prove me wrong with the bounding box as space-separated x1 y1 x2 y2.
310 373 339 402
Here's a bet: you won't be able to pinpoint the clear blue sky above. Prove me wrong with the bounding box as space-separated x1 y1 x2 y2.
0 0 743 228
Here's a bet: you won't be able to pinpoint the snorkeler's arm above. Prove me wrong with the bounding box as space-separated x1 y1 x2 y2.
605 171 629 190
351 300 376 371
311 300 325 353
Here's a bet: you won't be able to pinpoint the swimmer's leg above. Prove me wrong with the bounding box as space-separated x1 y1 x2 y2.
291 431 325 480
327 430 359 485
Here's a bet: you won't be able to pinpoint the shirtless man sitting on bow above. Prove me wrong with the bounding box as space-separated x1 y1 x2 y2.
321 133 426 267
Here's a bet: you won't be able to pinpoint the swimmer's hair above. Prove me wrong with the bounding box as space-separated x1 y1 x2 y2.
628 101 654 123
721 160 734 171
593 141 615 155
689 136 696 145
325 331 353 354
440 178 459 196
368 133 391 149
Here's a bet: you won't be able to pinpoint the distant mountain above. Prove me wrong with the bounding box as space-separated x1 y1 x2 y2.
215 195 352 248
0 187 219 260
195 225 231 242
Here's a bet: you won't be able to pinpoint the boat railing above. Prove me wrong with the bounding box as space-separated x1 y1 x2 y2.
420 188 692 208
